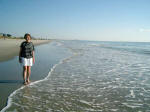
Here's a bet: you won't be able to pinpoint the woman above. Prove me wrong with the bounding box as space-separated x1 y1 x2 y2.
19 33 35 85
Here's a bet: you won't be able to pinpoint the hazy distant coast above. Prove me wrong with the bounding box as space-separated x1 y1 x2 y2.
0 39 51 62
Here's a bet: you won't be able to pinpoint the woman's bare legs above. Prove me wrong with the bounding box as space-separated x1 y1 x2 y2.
27 66 31 84
23 66 27 84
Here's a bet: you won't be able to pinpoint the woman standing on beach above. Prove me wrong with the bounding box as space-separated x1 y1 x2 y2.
19 33 35 85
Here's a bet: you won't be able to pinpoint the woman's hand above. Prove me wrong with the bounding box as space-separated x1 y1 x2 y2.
33 58 35 64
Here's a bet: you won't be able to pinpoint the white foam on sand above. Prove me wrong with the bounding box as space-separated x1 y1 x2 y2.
130 90 135 98
1 48 75 112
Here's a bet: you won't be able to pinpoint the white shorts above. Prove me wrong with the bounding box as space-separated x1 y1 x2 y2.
21 57 33 66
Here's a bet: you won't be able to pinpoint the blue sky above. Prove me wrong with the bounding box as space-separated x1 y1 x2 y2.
0 0 150 41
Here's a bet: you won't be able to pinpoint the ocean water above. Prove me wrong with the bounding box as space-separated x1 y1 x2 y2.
2 40 150 112
0 41 72 110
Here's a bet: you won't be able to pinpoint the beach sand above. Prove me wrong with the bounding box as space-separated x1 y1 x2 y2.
0 39 52 110
0 39 51 62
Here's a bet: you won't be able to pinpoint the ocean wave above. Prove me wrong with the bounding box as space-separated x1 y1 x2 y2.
1 41 75 112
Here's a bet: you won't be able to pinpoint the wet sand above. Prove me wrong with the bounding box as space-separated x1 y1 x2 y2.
0 39 53 110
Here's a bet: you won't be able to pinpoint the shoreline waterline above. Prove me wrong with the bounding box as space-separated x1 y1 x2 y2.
0 41 73 111
1 54 73 112
1 40 150 111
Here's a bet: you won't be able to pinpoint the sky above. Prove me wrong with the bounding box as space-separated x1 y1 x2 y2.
0 0 150 42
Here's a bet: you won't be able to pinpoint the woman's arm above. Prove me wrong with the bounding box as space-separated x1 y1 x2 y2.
32 51 35 64
19 47 22 63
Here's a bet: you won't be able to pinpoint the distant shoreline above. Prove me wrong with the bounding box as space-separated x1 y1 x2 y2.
0 38 52 62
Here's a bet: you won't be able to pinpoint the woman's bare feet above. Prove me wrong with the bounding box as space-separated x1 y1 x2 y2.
23 81 28 85
27 79 31 84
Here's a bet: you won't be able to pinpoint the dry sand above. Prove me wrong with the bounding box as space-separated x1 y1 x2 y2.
0 39 51 62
